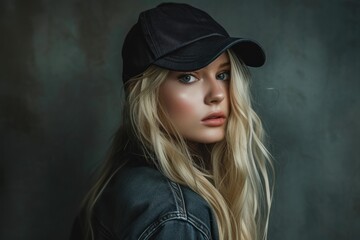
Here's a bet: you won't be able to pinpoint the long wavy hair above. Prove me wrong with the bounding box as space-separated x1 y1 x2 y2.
78 50 274 240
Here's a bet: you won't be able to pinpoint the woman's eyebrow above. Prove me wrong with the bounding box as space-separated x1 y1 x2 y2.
219 62 230 68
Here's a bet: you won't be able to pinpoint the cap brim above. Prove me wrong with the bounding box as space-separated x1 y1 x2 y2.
153 35 265 71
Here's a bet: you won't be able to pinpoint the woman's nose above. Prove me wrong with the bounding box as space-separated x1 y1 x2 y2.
204 78 225 105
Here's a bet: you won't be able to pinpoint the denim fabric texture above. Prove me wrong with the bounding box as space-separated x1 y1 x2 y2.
70 154 219 240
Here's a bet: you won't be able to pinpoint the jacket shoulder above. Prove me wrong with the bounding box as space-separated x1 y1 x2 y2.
93 155 218 239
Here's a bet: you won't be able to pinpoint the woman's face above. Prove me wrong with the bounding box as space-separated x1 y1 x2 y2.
159 52 230 144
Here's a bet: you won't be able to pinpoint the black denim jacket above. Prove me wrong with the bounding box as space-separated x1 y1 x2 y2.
70 154 219 240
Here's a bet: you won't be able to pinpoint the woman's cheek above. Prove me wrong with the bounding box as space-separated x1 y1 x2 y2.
166 90 200 118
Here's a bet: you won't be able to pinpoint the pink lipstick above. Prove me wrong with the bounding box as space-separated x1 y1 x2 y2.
201 112 226 127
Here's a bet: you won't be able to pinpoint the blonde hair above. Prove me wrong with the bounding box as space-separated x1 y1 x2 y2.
79 50 273 240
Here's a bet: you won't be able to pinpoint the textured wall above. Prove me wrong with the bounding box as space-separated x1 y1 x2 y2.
0 0 359 239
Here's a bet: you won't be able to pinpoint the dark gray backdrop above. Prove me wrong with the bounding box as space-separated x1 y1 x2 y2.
1 0 359 239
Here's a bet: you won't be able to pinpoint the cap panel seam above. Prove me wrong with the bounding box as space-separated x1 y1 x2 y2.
153 34 227 62
141 12 160 57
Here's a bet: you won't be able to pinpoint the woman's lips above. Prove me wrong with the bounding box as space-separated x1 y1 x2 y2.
201 112 226 127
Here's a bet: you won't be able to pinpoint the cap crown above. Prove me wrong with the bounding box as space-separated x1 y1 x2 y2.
122 3 229 81
141 3 229 57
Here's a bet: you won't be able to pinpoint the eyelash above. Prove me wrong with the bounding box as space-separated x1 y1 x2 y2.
177 71 230 84
217 71 230 81
177 74 198 84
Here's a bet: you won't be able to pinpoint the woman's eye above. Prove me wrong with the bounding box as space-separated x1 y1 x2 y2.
217 71 230 81
178 74 198 84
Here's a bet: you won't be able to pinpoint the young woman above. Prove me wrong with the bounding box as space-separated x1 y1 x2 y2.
71 3 273 240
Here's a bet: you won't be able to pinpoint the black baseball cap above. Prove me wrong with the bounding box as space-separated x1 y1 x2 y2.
122 2 265 82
